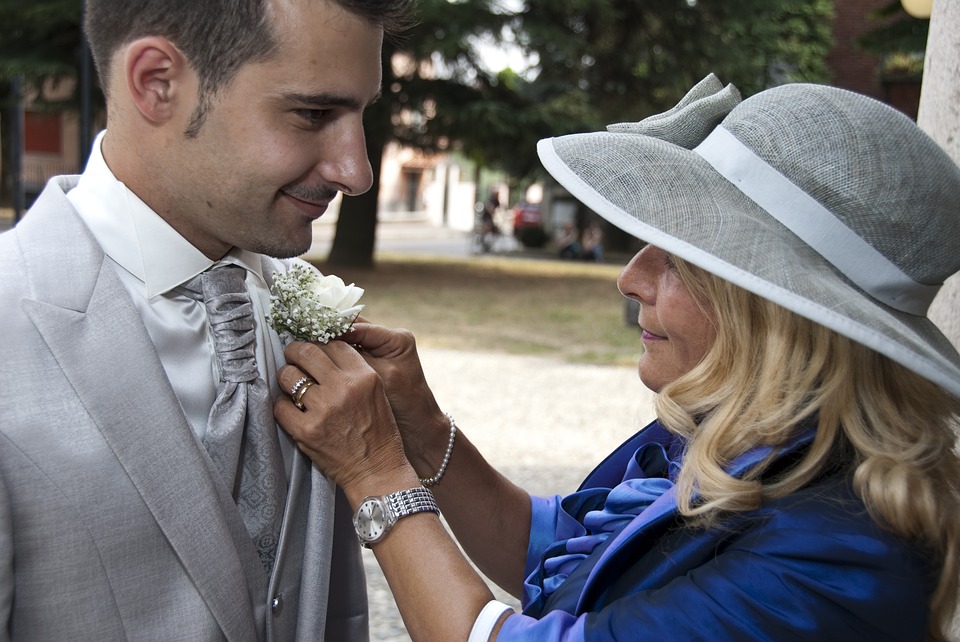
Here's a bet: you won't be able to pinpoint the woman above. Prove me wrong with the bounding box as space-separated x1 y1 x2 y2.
274 75 960 640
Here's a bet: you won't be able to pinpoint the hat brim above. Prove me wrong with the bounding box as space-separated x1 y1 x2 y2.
538 133 960 399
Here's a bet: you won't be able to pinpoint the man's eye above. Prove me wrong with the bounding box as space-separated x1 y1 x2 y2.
295 109 328 125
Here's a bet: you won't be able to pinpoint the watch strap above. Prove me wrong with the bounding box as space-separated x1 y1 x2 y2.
385 487 440 519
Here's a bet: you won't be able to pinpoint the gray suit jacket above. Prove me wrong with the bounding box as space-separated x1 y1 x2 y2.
0 178 368 641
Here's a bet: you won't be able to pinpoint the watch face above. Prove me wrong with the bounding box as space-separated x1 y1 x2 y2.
354 498 390 544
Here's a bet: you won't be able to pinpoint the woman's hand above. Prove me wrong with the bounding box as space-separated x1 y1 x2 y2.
277 338 505 641
336 323 451 465
274 340 414 495
278 323 534 601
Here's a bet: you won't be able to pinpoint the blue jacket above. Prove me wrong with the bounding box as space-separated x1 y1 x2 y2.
498 421 935 641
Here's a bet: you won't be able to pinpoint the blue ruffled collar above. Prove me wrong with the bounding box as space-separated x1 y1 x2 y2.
522 419 817 613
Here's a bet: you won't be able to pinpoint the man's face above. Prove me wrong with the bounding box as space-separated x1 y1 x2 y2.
164 0 383 259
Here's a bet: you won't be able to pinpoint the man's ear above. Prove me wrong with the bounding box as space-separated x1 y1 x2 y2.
124 36 191 124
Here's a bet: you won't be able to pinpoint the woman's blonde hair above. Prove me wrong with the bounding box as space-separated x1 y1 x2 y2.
654 256 960 641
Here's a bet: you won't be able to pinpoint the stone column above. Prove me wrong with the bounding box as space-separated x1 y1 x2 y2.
917 0 960 350
919 9 960 640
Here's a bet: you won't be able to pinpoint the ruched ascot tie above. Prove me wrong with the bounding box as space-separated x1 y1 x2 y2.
188 264 286 572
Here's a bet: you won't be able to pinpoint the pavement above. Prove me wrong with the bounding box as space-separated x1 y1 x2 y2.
303 213 477 261
300 210 595 263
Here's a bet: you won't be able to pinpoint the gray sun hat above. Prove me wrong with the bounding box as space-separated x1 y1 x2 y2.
537 73 960 399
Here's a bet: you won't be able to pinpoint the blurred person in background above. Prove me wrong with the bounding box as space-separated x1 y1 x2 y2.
556 222 581 259
580 220 604 262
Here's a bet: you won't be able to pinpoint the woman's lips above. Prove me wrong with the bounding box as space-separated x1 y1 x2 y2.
641 329 667 341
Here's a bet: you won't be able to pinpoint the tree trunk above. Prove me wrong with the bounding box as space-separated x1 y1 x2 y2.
0 81 14 209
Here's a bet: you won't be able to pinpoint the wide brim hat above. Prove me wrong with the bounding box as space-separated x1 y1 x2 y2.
537 74 960 399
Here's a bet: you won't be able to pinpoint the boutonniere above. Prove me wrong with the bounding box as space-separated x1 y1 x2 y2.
267 263 365 344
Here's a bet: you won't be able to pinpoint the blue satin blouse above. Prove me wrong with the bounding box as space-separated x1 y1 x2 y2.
494 420 936 641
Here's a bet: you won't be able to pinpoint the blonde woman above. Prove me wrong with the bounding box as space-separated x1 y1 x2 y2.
275 75 960 641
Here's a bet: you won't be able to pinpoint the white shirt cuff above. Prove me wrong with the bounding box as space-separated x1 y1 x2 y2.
468 600 514 642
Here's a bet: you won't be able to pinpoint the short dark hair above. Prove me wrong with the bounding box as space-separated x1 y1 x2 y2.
84 0 416 135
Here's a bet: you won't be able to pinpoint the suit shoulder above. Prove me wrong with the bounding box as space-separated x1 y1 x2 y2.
0 228 28 294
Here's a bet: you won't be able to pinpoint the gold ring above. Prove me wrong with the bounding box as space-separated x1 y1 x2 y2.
292 379 316 411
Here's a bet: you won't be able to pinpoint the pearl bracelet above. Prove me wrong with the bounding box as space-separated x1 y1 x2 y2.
420 413 457 487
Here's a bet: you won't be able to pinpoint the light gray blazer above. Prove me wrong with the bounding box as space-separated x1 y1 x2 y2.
0 178 368 641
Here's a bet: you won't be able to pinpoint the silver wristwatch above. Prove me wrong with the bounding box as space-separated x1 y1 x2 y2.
353 487 440 548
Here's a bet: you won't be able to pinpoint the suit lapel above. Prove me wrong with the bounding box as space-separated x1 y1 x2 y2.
19 186 263 640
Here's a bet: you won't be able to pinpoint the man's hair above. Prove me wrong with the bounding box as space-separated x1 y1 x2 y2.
84 0 415 136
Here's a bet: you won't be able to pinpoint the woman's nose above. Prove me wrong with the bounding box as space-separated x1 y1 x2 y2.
618 246 658 304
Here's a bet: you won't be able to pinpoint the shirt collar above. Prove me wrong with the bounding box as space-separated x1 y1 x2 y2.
68 130 265 298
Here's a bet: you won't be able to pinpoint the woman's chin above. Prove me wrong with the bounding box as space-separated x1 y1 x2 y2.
637 362 663 393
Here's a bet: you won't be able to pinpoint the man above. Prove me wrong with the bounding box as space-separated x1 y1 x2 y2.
0 0 413 638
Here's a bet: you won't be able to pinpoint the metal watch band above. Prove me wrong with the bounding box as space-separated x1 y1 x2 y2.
385 487 440 519
354 487 441 548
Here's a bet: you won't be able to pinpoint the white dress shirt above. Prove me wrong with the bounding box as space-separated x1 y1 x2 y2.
67 130 293 473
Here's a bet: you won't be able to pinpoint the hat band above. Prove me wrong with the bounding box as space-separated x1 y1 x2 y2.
693 126 939 316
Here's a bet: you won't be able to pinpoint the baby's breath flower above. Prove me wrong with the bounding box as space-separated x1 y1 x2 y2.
267 264 364 344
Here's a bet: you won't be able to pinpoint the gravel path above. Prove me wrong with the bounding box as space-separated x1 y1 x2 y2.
364 347 657 641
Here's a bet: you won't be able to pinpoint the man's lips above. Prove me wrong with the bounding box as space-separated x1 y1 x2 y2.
281 191 330 218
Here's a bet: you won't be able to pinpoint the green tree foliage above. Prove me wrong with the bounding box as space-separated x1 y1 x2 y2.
379 0 833 187
856 1 928 79
0 0 81 82
376 1 590 178
515 0 833 129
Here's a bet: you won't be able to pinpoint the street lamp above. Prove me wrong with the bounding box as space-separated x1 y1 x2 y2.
901 0 933 18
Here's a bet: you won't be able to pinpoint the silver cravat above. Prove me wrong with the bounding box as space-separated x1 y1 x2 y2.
189 264 286 572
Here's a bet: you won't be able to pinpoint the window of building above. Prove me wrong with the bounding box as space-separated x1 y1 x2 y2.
25 111 63 154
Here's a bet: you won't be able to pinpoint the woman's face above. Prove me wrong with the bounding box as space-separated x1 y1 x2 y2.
618 245 717 392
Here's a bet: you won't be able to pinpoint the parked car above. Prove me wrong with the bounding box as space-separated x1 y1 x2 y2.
512 201 548 248
512 201 541 229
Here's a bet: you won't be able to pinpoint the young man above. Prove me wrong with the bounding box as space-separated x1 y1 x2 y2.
0 0 413 639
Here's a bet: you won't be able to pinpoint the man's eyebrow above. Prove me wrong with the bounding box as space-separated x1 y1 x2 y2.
282 90 383 109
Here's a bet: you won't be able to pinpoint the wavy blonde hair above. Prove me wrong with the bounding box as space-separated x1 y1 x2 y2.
654 256 960 641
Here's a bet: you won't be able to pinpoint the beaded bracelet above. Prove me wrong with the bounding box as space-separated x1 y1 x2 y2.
420 413 457 487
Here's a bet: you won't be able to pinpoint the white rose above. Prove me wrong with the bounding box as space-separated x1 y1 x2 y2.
307 274 365 316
